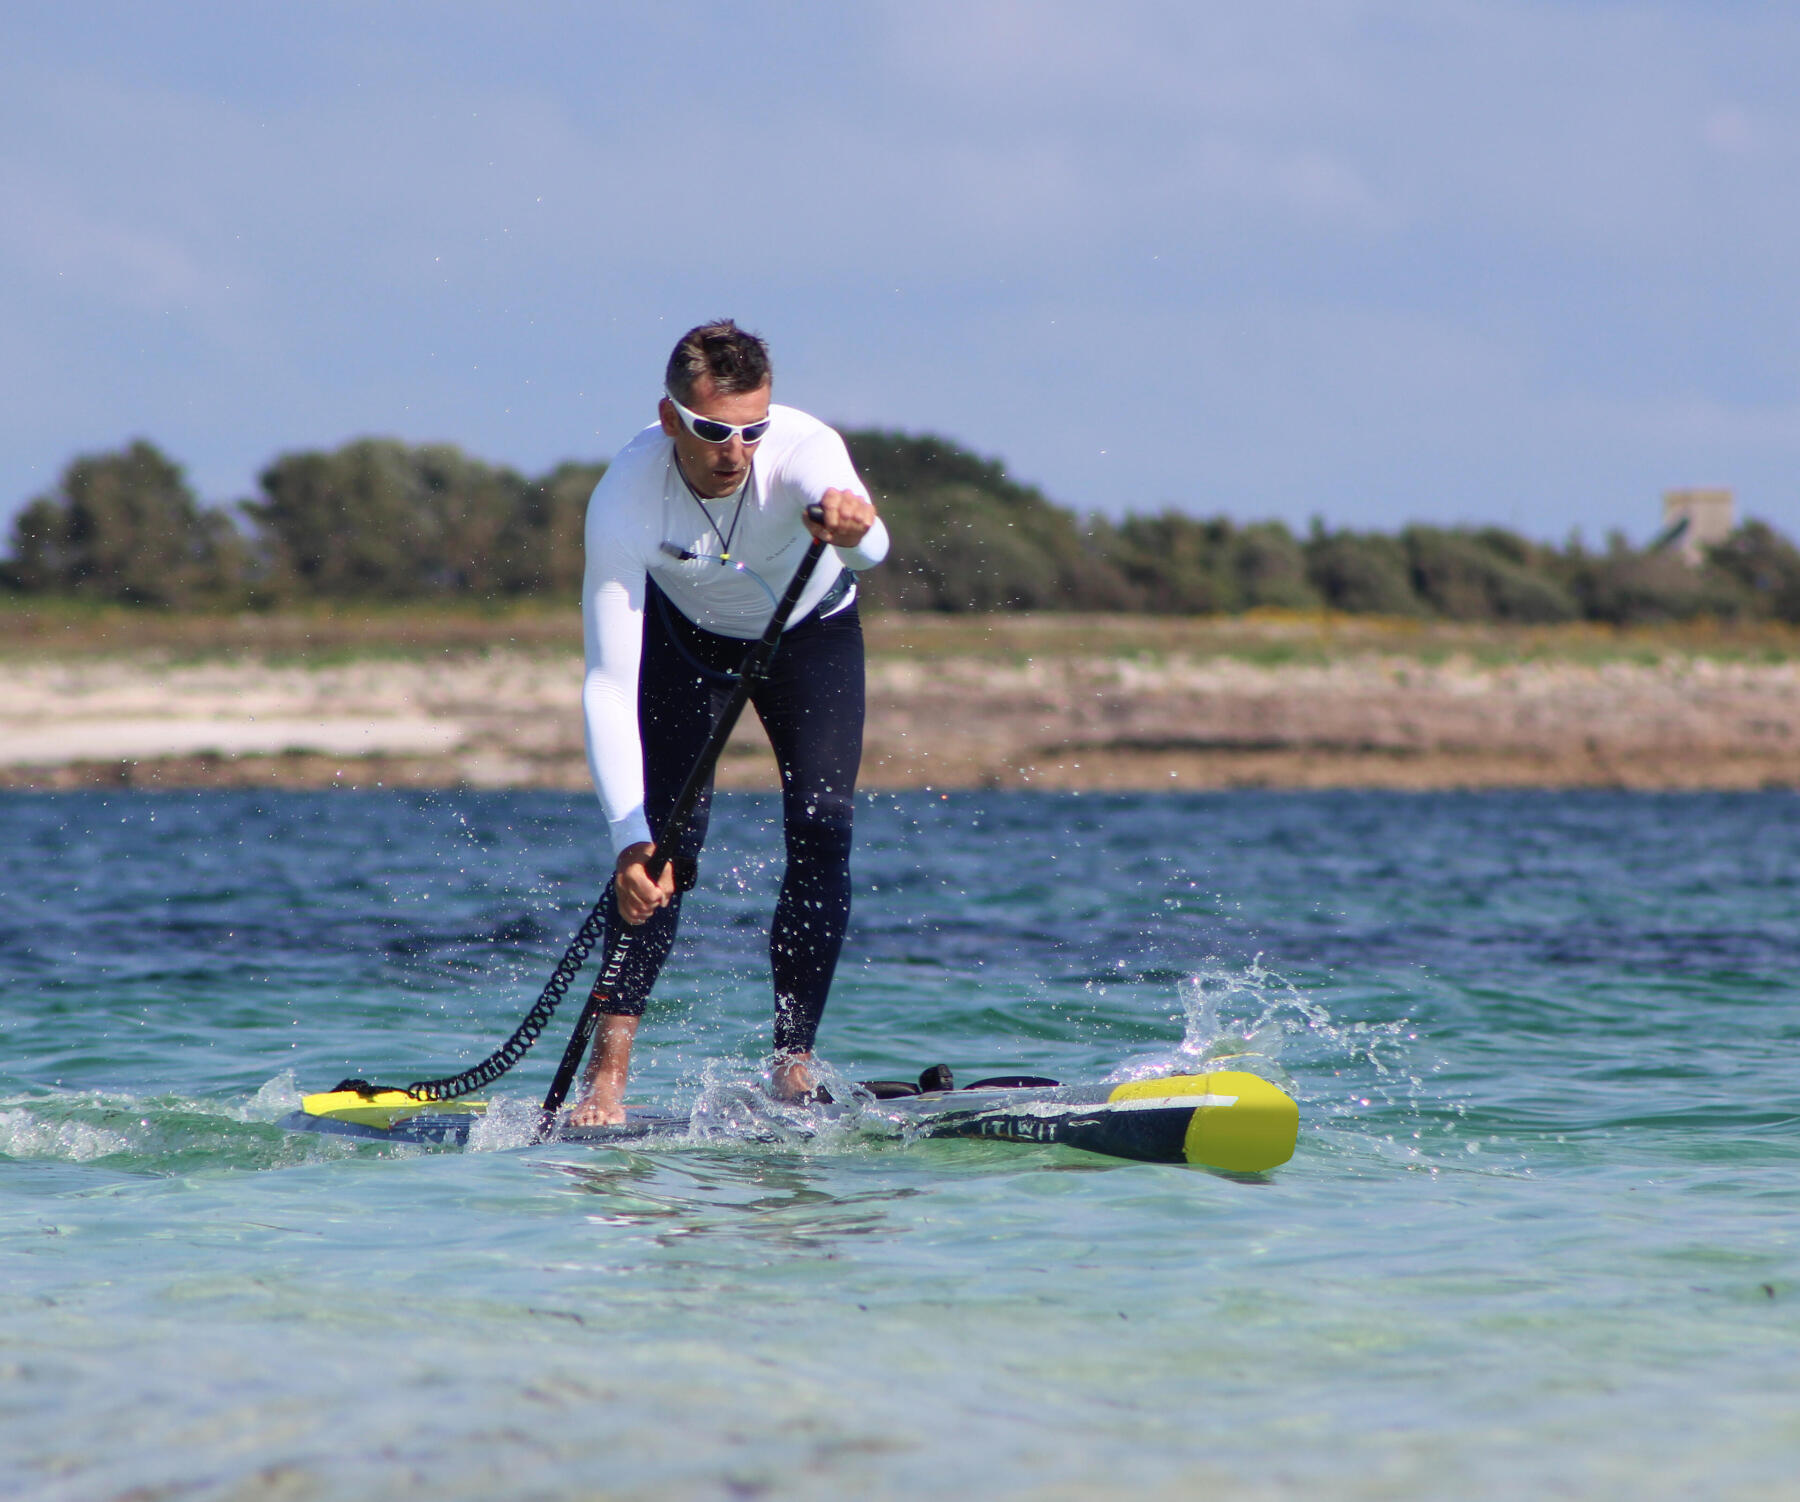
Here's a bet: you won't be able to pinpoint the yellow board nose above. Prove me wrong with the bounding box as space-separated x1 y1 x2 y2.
1107 1070 1299 1172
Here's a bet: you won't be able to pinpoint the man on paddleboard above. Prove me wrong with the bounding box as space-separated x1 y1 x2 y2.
568 321 888 1126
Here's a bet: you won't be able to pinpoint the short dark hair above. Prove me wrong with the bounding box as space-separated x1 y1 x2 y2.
664 320 772 403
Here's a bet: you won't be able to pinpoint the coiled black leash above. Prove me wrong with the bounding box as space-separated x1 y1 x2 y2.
344 520 833 1122
399 890 612 1101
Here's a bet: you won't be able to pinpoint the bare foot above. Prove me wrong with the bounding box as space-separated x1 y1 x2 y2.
566 1091 626 1127
770 1053 821 1103
567 1014 638 1127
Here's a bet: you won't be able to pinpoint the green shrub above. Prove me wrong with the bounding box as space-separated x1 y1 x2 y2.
4 440 245 605
845 430 1133 611
1704 522 1800 622
246 439 538 599
1404 526 1579 622
1304 527 1422 615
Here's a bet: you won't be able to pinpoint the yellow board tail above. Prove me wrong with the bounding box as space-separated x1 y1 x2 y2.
300 1088 488 1130
1107 1070 1299 1172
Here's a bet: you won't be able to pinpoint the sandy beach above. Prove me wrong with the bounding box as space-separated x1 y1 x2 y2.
3 613 1796 792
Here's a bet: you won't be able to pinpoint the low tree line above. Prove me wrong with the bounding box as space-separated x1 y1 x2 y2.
4 438 604 607
845 430 1800 624
5 433 1799 623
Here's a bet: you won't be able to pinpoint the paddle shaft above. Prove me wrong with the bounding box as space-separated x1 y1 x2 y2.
539 529 832 1122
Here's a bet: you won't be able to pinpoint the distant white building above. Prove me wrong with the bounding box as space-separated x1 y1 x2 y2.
1660 488 1734 564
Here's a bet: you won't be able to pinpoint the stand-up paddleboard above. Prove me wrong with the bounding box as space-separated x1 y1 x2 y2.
284 535 1302 1174
283 534 1303 1174
281 1069 1298 1172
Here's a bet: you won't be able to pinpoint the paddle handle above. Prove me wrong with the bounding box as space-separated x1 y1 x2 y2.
539 527 833 1125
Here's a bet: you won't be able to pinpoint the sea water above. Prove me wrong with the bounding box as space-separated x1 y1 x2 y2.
1 788 1795 1499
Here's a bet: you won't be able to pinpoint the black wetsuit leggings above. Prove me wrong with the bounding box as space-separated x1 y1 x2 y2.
596 579 864 1054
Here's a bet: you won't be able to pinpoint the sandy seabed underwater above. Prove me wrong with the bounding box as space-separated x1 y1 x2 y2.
2 787 1796 1500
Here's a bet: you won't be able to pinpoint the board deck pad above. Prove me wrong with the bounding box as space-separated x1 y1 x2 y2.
282 1070 1298 1172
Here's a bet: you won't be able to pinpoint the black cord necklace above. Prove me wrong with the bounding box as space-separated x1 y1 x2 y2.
674 452 753 562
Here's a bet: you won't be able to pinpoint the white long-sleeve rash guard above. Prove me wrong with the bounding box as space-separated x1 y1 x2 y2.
581 404 890 855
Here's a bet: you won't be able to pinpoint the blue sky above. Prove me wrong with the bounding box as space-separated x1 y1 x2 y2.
3 1 1796 541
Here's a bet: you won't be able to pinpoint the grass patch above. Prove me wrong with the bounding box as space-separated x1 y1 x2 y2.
4 597 1799 667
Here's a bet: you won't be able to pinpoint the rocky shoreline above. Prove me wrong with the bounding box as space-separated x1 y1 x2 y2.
3 615 1796 792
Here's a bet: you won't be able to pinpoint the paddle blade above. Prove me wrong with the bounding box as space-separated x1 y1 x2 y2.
1107 1071 1298 1172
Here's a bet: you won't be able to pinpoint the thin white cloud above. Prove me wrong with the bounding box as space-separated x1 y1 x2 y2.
1 177 211 312
1702 104 1757 155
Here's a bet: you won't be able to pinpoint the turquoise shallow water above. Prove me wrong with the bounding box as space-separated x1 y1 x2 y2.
2 788 1797 1499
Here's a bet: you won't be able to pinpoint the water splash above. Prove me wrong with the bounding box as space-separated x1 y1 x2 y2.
1105 958 1451 1169
0 1105 134 1162
242 1070 303 1120
0 1080 357 1173
685 1054 866 1148
467 1094 548 1152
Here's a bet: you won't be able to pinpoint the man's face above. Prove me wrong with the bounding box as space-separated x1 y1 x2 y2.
659 375 771 498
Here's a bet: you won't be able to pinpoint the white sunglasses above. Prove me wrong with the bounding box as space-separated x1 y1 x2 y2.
666 392 773 445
